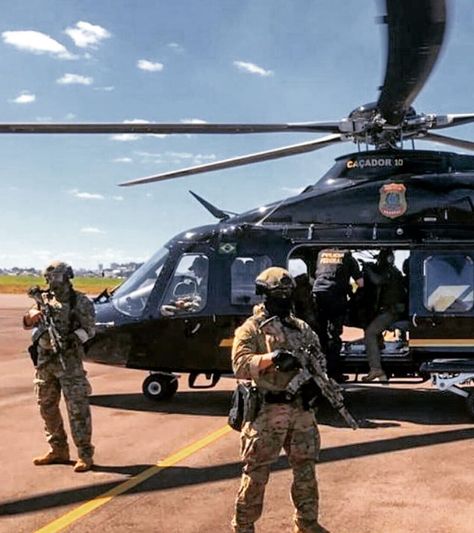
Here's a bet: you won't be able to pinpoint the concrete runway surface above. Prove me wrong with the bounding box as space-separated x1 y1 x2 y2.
0 294 473 533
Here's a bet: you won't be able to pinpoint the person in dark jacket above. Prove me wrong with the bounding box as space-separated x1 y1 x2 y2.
362 249 406 382
312 249 363 382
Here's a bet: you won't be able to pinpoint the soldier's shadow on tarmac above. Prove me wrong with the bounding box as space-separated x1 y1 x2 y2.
90 384 473 426
3 424 474 518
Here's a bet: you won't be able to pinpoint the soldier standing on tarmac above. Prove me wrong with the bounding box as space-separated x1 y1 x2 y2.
23 261 96 472
231 267 328 533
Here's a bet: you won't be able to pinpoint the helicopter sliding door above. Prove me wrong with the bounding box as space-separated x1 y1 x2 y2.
409 250 474 359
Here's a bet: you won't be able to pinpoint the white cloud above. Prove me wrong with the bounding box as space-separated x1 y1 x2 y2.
69 188 104 200
65 113 76 119
110 119 168 141
2 30 76 59
194 153 217 163
10 91 36 104
113 157 133 163
124 118 149 124
111 134 140 142
64 21 111 49
135 151 161 157
94 85 114 91
136 150 216 165
137 59 164 72
233 60 273 77
168 42 184 53
181 118 207 124
112 195 124 201
57 73 93 85
80 227 105 234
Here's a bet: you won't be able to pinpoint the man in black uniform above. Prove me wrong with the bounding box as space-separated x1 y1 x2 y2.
362 249 406 382
312 249 364 381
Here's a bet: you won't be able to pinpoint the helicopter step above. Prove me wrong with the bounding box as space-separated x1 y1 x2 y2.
421 359 474 419
142 372 179 401
342 339 410 360
188 372 221 389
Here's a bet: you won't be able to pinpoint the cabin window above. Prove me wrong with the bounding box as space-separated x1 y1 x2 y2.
288 258 308 277
112 247 169 317
231 256 271 305
160 253 209 316
424 255 474 313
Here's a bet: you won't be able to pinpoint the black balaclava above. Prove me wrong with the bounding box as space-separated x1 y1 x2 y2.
264 290 293 320
48 274 72 302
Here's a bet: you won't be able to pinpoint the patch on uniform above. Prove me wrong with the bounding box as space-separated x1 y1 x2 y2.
218 242 237 254
379 183 407 219
319 250 344 264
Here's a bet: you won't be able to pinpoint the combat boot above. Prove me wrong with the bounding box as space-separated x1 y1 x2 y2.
73 457 93 472
33 447 70 466
361 369 388 382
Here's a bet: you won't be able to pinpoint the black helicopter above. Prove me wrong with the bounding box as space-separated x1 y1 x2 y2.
4 0 474 413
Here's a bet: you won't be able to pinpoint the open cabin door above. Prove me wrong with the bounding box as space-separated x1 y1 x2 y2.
409 250 474 356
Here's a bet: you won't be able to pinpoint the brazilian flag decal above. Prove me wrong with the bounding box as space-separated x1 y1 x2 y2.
218 242 237 254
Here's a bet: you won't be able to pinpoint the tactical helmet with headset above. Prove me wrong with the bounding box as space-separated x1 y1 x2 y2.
43 261 74 285
255 267 296 297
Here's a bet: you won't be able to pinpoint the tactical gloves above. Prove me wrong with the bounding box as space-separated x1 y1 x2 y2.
271 350 301 372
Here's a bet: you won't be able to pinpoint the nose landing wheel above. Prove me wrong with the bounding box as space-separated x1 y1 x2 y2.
142 372 179 401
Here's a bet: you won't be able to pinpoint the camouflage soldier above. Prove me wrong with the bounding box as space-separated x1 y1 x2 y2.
231 267 328 533
23 261 96 472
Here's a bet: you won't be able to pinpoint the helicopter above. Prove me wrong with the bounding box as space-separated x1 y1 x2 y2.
4 0 474 414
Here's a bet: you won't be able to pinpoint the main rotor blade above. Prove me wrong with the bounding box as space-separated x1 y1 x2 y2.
432 114 474 130
0 121 342 135
378 0 446 125
421 132 474 152
119 134 343 186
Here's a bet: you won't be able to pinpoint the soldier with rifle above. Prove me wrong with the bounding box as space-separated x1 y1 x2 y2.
231 266 353 533
23 261 96 472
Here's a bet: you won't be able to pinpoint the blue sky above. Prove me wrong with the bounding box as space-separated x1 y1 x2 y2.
0 0 473 269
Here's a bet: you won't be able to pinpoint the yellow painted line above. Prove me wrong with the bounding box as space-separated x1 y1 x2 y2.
35 425 232 533
219 338 233 348
409 338 474 347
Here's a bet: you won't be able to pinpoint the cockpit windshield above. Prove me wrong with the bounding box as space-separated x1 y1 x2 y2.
112 247 169 317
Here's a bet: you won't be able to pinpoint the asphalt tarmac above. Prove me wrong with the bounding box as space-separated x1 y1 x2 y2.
0 294 473 533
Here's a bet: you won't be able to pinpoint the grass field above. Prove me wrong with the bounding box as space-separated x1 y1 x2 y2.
0 275 123 295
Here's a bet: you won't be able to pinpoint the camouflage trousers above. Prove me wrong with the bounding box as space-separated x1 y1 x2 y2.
232 400 321 533
34 360 94 460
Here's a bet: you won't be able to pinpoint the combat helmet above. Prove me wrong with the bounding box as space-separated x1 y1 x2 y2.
43 260 74 283
255 267 296 297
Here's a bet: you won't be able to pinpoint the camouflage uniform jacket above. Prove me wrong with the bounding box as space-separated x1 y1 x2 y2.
28 289 96 372
232 303 326 392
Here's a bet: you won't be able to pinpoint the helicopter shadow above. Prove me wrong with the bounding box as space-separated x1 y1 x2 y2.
90 389 232 417
333 384 474 427
90 385 474 427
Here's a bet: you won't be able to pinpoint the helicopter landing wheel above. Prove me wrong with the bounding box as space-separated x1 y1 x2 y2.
466 392 474 420
142 373 179 401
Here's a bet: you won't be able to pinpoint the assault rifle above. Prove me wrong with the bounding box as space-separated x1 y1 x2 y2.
27 286 65 369
260 316 358 430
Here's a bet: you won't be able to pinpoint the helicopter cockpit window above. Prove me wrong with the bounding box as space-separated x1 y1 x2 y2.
424 255 474 313
231 256 272 305
112 247 169 317
160 254 209 316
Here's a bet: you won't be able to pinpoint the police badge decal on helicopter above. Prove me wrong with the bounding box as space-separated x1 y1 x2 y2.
378 183 407 219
